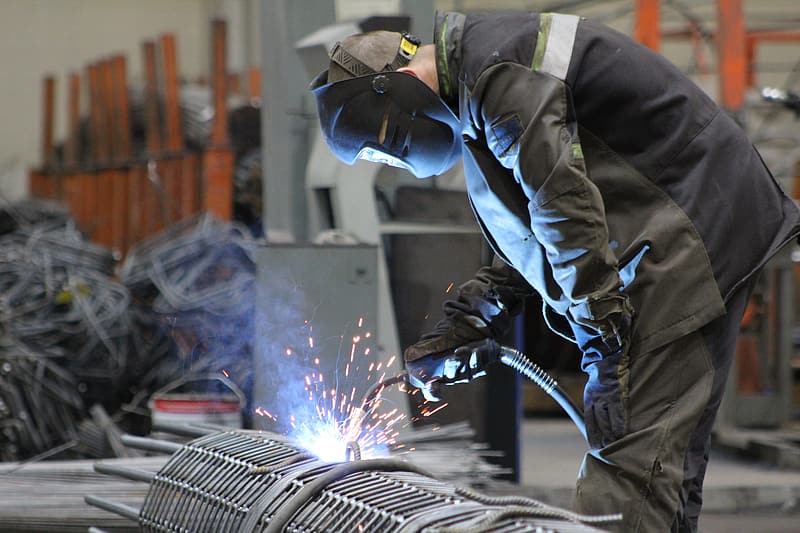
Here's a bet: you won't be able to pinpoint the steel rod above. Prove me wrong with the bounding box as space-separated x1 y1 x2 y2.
84 495 141 521
119 434 182 454
94 463 156 483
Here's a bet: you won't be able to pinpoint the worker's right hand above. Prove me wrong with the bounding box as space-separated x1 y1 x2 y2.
404 316 490 401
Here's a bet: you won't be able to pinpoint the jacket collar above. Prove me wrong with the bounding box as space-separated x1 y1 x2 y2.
434 11 465 107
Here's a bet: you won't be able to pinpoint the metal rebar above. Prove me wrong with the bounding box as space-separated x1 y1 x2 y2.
119 434 182 454
94 463 156 483
84 495 141 521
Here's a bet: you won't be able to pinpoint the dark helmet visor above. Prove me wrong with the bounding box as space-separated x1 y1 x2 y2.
311 70 461 178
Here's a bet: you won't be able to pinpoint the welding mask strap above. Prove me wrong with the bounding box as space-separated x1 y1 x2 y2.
330 33 420 78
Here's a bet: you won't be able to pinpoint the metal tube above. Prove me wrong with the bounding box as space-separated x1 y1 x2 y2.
119 434 182 454
84 495 141 521
93 463 155 483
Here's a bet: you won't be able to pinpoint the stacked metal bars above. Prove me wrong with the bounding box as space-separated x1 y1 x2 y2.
0 456 165 533
29 19 237 258
86 427 614 533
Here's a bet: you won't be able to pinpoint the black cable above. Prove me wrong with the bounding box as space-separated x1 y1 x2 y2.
498 346 588 442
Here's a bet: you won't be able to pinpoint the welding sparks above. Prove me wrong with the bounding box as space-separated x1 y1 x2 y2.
421 403 449 417
254 406 277 421
255 316 452 463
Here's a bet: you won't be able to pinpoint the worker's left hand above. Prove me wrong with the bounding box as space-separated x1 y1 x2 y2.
581 315 632 449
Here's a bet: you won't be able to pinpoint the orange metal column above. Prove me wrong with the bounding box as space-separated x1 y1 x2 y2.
65 73 81 167
203 18 234 221
95 59 115 247
111 55 131 253
159 33 184 229
132 40 162 244
248 66 261 105
634 0 661 52
31 76 57 198
85 63 104 240
142 41 163 156
41 76 56 170
66 72 90 233
717 0 747 111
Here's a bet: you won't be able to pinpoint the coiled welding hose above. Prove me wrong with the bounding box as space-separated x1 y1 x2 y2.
498 345 587 442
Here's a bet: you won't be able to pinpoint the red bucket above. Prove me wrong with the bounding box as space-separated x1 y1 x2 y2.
149 375 245 429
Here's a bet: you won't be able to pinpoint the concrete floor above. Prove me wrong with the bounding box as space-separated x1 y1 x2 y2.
519 418 800 532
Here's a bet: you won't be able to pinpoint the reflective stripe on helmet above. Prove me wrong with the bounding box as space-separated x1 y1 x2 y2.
531 13 580 80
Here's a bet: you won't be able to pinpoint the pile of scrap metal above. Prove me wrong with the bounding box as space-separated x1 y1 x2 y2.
0 202 257 462
119 213 257 408
0 199 130 461
84 425 618 533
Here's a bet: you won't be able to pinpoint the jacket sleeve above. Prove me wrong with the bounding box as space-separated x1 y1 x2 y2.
468 61 632 347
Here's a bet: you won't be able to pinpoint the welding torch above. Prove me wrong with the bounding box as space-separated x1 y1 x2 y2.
345 338 587 445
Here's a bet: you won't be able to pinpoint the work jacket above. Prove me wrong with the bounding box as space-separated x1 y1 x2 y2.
434 11 800 355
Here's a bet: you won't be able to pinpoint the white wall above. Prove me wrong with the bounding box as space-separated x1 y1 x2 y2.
0 0 220 199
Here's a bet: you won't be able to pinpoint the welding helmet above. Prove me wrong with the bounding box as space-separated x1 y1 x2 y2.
310 33 462 178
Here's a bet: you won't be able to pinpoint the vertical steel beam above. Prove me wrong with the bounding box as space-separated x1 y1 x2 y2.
66 73 81 167
203 18 234 221
717 0 746 111
248 66 260 104
41 76 56 170
100 60 116 164
210 20 229 149
160 34 183 154
88 64 104 164
96 60 115 247
66 72 88 233
260 0 335 241
260 0 295 241
111 55 131 253
112 56 132 162
634 0 661 52
142 41 163 157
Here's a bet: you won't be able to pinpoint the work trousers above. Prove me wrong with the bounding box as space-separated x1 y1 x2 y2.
573 279 753 533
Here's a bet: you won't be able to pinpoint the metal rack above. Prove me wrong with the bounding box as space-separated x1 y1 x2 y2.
86 425 618 533
28 19 255 257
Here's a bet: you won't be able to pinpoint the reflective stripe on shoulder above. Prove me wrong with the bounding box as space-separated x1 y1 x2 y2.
531 13 580 80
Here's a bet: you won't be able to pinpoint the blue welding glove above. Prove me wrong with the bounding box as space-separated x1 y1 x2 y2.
578 310 633 449
405 260 531 401
405 339 502 401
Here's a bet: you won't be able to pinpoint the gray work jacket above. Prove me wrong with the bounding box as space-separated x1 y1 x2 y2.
435 11 800 354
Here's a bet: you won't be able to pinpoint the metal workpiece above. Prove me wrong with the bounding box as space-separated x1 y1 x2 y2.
88 426 615 532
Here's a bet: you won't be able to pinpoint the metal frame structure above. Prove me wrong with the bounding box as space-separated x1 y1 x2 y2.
86 425 617 532
29 20 240 256
634 0 800 111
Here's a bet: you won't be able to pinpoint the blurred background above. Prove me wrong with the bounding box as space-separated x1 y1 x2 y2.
0 1 798 532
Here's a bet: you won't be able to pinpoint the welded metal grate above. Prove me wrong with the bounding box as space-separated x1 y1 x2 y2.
89 428 615 533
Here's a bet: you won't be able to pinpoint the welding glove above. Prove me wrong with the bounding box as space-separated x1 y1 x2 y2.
574 296 634 449
404 259 532 400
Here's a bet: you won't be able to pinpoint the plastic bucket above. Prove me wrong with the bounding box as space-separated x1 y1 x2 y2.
149 375 245 429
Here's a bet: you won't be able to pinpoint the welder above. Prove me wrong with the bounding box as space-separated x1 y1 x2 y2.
309 10 800 533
